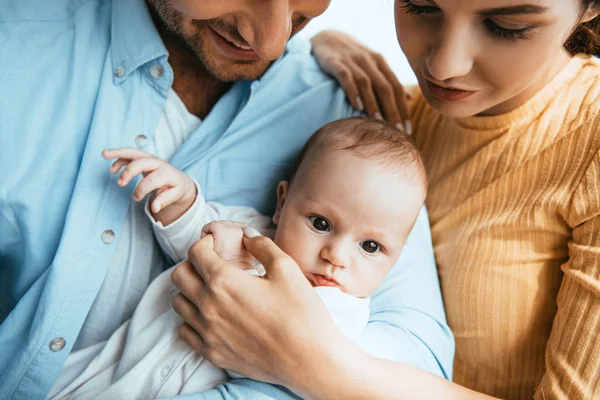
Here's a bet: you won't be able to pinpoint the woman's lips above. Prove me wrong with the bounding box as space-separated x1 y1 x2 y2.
207 26 260 61
311 274 340 287
426 80 477 102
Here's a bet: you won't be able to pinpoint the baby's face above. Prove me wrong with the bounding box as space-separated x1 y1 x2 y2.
273 150 425 298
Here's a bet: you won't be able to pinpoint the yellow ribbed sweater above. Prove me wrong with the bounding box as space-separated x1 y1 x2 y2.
410 54 600 399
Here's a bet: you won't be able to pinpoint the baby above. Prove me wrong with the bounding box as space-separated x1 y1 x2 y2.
48 117 427 399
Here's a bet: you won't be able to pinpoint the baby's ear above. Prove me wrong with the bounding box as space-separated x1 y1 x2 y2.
273 181 290 225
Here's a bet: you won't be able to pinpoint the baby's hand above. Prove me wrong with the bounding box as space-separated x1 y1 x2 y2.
102 148 197 226
201 221 259 272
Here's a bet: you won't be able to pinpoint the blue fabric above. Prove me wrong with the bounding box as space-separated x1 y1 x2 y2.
0 0 454 398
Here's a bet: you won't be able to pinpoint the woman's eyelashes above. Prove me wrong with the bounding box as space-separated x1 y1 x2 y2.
484 20 531 41
399 0 533 42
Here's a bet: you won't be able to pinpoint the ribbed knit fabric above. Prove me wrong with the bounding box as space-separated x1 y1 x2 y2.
410 54 600 399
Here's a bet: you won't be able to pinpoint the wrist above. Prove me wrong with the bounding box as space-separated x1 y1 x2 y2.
286 329 371 400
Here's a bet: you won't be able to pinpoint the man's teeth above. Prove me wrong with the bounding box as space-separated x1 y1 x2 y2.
227 38 252 51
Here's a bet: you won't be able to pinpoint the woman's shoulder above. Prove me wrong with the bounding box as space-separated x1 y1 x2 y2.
567 55 600 116
559 55 600 147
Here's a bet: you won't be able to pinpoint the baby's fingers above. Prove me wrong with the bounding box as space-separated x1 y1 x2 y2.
118 158 165 188
132 167 173 202
110 158 131 173
102 147 152 161
151 186 182 213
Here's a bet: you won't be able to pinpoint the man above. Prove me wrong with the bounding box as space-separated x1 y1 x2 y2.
0 0 454 398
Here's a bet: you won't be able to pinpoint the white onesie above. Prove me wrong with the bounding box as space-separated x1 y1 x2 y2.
49 183 370 400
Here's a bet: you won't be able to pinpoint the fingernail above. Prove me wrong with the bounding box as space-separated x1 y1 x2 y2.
405 120 413 136
395 123 406 134
243 226 262 238
356 97 364 111
154 202 161 212
374 112 383 121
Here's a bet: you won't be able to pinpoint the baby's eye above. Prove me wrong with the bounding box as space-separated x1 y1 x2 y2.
310 216 331 232
361 241 380 254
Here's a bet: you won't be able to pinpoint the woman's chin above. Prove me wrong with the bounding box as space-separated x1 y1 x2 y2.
422 92 490 119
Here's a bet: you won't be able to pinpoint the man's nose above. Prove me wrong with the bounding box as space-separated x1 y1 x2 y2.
238 1 293 61
320 238 351 268
426 21 474 82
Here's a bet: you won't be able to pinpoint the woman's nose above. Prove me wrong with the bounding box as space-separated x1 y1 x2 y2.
426 21 474 82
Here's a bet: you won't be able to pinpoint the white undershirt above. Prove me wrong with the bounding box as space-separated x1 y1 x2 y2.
49 89 200 398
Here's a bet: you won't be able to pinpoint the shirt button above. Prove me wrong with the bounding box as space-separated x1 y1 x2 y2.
149 65 164 79
160 366 170 378
114 66 125 78
101 230 115 244
135 134 148 148
49 337 66 352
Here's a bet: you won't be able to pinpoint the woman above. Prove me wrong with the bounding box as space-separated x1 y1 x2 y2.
172 0 600 398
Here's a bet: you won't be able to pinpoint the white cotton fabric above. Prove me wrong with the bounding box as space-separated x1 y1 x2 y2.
48 89 201 398
50 177 370 400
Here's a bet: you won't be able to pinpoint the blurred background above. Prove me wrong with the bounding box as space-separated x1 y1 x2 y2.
296 0 418 85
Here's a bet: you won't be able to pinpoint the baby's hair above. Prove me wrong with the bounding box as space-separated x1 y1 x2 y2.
291 117 427 191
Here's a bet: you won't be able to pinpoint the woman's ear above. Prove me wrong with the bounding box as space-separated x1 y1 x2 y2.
272 181 289 225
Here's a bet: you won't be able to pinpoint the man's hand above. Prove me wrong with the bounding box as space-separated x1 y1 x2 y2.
102 148 197 226
170 229 344 393
200 221 258 271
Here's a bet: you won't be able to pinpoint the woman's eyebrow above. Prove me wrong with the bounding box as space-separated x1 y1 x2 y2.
479 5 549 17
420 1 548 16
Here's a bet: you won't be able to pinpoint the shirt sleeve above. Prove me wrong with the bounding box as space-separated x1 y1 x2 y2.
358 206 455 380
535 149 600 399
146 180 271 264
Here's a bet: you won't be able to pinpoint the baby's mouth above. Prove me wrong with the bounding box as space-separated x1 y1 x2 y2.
310 273 340 288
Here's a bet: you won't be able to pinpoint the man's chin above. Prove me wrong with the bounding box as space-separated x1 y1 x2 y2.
204 59 273 82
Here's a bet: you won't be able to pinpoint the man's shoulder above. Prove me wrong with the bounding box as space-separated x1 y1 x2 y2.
256 36 358 119
260 37 339 92
1 0 109 24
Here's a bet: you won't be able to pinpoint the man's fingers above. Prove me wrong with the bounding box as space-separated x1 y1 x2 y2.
178 322 206 354
173 293 204 328
187 234 236 283
242 231 296 279
171 261 206 305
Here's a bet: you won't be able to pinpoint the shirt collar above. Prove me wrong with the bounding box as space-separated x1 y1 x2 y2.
111 0 168 83
109 0 312 85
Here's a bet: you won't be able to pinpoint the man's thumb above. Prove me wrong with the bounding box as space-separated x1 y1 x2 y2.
242 227 295 279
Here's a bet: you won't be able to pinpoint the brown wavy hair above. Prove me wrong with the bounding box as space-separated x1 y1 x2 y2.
566 1 600 56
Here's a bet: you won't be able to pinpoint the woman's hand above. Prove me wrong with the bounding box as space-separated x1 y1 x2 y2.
170 229 347 394
311 30 412 135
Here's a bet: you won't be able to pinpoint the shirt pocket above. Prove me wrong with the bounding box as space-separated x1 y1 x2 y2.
205 159 295 217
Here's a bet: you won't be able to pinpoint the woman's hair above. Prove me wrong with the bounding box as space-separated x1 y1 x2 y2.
566 1 600 56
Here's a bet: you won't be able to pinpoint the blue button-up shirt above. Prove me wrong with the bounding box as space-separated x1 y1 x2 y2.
0 0 454 398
